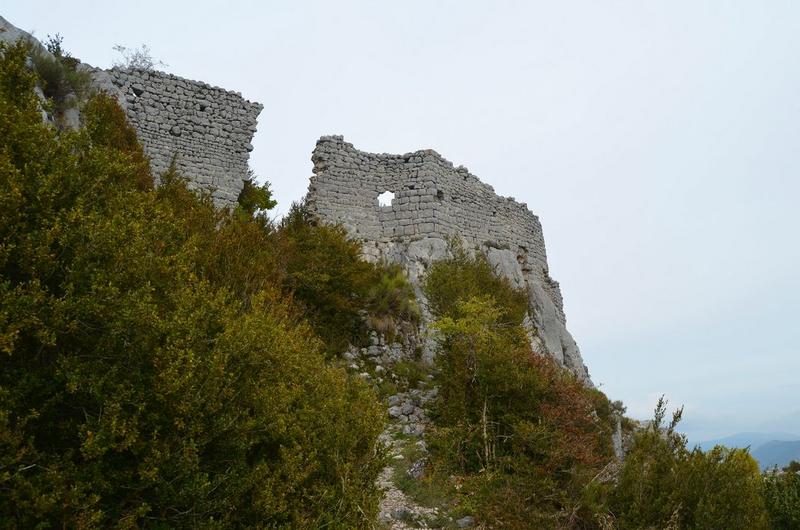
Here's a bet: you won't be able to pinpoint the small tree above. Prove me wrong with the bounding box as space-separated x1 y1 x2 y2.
112 43 167 70
423 248 616 527
236 174 277 223
28 34 90 121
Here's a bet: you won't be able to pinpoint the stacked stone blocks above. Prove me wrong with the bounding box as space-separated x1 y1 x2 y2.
308 135 567 323
107 68 263 206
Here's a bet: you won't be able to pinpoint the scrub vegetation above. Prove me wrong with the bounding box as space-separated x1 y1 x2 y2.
0 41 412 528
1 38 796 529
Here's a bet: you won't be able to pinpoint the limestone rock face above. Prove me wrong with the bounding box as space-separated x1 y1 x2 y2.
306 136 592 383
0 16 36 47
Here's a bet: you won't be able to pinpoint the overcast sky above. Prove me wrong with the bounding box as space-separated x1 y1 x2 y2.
6 1 799 442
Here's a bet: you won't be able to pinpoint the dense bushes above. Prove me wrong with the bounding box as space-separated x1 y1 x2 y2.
28 34 91 122
278 204 378 355
276 204 419 356
0 41 387 528
423 249 616 528
762 464 800 530
424 242 528 325
611 398 769 529
422 248 783 529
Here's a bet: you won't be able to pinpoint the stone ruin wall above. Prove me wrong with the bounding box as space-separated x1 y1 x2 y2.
1 14 588 381
307 136 590 382
0 16 262 207
308 135 567 322
102 69 263 207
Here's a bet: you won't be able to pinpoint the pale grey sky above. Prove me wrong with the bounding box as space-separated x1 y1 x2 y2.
6 1 799 442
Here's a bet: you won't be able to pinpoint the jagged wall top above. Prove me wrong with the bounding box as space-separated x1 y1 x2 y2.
0 16 262 207
307 135 567 324
306 136 592 381
309 136 550 261
105 69 262 206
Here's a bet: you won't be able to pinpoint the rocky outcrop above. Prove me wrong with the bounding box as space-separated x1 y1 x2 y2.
0 15 34 47
307 135 591 383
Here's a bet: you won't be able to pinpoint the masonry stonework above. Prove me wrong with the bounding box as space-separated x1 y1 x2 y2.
103 69 262 206
0 17 262 207
1 14 590 382
307 135 591 382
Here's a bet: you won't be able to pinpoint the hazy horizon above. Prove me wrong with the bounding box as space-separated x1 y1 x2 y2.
5 1 799 444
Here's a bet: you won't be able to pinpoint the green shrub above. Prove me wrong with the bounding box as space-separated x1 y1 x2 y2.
0 42 384 528
81 91 152 189
277 203 377 355
679 446 768 529
424 240 528 324
277 204 418 356
28 34 91 122
366 263 420 341
422 250 616 528
236 174 276 220
763 467 800 530
426 296 614 528
611 397 769 530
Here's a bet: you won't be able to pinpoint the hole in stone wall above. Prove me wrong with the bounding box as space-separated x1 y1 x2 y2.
436 190 444 200
377 190 395 207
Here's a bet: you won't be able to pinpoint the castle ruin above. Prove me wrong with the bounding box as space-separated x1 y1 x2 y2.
0 15 262 208
1 15 589 382
307 136 591 382
99 69 262 206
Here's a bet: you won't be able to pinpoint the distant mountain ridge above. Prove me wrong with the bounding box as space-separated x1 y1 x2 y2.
752 440 800 469
697 432 800 469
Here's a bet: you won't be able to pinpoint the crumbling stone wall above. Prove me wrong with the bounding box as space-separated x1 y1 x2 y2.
1 16 262 207
307 135 590 382
106 69 262 206
308 136 566 319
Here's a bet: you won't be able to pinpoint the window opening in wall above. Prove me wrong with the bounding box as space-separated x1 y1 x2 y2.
436 190 444 200
377 190 395 207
